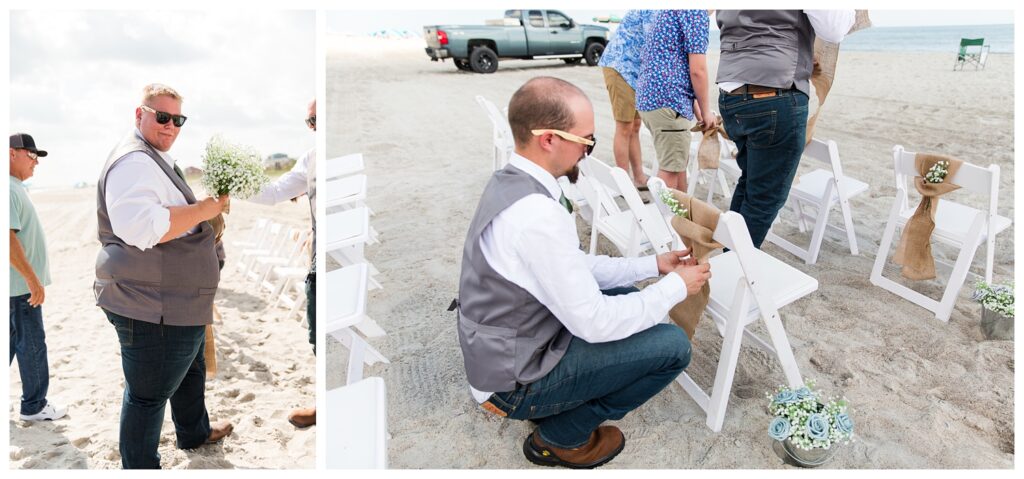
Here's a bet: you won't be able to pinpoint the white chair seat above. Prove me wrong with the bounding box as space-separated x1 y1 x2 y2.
326 174 368 209
326 263 368 333
326 377 387 469
327 153 364 180
708 251 818 323
326 207 370 251
792 169 869 204
898 200 1011 245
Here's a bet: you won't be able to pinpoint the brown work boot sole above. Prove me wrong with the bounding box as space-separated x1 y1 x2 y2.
522 432 625 469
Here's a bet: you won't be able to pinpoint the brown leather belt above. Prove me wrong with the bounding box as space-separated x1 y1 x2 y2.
724 84 786 98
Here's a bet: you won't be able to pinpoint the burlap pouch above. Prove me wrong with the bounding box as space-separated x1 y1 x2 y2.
892 153 963 280
690 117 730 170
665 189 723 339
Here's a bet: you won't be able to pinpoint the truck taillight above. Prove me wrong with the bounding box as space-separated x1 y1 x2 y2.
437 30 449 45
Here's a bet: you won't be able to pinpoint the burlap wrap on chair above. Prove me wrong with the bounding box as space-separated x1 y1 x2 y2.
205 306 221 377
892 153 963 280
665 189 723 340
690 118 730 170
806 10 872 145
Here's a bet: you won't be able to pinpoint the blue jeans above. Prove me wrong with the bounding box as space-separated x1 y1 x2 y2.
105 310 211 469
719 88 809 247
9 294 50 415
488 287 691 448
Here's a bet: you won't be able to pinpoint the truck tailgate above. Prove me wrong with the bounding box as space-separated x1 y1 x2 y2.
423 26 441 49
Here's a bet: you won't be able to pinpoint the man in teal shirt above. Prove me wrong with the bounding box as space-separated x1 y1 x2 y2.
9 133 65 421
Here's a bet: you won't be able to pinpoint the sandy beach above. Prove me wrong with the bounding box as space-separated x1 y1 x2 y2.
325 36 1014 468
9 185 315 469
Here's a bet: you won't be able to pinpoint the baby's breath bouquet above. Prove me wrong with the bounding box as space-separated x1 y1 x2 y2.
972 281 1014 318
201 135 270 212
924 159 950 183
766 379 853 466
659 189 689 219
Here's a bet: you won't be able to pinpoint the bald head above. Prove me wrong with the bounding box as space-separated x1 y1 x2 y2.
508 77 589 148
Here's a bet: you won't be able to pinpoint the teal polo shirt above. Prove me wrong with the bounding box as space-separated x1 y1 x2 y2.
10 176 51 297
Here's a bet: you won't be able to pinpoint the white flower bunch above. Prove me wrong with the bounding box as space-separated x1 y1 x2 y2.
201 135 270 200
659 189 689 219
925 159 950 184
973 281 1014 318
766 378 854 451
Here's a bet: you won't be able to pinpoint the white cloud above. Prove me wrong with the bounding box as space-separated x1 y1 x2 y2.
10 10 315 188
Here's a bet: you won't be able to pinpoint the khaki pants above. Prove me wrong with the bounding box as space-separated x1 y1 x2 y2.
639 108 693 173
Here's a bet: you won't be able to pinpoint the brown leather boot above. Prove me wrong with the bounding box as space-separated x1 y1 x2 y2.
288 407 316 428
522 425 625 469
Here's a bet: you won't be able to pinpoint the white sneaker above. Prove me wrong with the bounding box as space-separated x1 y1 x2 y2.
20 402 67 421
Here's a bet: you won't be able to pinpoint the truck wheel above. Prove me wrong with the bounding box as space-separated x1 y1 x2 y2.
469 46 498 74
563 58 582 65
584 42 604 66
455 59 472 71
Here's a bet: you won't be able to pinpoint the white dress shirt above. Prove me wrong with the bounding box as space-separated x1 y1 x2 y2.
470 153 688 402
104 129 196 251
249 147 314 204
718 10 857 93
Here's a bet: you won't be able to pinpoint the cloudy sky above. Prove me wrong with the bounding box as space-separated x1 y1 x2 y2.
10 10 315 188
326 9 1013 35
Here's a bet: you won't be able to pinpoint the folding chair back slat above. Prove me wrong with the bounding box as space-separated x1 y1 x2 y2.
475 95 515 171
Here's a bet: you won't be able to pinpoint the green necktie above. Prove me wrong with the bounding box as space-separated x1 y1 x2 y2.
558 193 573 214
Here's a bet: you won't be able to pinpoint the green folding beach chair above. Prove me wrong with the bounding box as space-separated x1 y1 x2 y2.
954 38 990 71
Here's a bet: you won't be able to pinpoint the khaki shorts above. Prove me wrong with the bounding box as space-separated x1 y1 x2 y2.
639 108 694 173
602 67 639 123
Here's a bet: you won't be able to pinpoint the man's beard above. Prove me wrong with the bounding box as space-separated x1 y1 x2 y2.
566 164 580 184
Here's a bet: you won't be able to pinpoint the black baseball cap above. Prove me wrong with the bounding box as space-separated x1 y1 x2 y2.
10 133 48 157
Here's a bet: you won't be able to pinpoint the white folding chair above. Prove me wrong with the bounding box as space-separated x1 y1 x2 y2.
326 376 387 469
325 174 372 215
685 132 741 204
869 145 1011 322
648 181 816 432
475 95 515 171
325 206 382 289
235 222 284 276
765 138 868 264
250 228 309 284
579 157 674 257
327 153 365 181
231 217 270 250
326 263 390 368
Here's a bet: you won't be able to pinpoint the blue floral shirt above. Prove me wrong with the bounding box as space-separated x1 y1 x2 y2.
597 10 656 90
635 9 710 118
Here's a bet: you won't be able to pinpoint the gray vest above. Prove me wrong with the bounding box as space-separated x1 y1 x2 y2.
456 164 573 392
716 10 816 97
94 133 221 326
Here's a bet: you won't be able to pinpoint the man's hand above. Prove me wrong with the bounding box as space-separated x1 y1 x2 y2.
702 113 720 132
199 194 230 220
657 248 693 274
673 262 711 296
27 278 45 307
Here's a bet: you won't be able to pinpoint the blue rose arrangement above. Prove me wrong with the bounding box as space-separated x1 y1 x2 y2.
766 379 854 450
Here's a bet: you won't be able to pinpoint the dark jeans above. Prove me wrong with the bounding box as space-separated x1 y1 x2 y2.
306 272 316 354
105 310 211 469
488 288 691 449
719 87 809 247
9 294 50 415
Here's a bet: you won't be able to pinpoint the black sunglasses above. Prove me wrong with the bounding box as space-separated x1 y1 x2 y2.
305 115 316 129
140 105 187 127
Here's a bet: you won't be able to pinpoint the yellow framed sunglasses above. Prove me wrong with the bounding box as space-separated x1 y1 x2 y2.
532 129 596 155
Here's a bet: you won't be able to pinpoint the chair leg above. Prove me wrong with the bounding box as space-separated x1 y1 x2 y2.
705 280 750 432
839 197 859 256
935 218 986 321
806 200 831 265
985 234 995 284
589 224 599 254
870 199 903 286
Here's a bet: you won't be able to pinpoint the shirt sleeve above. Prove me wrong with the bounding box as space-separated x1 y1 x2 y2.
248 151 309 205
583 254 660 290
10 189 22 232
804 10 856 44
507 196 687 344
104 154 172 251
681 9 710 54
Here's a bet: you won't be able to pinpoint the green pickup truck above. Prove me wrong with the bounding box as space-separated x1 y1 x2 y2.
424 9 610 74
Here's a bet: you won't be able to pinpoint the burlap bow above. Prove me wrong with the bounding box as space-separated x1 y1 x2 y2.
209 213 226 242
204 306 221 377
892 153 963 280
806 10 872 145
665 189 723 340
690 115 730 170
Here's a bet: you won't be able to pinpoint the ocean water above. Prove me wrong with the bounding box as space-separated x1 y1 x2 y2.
708 24 1014 54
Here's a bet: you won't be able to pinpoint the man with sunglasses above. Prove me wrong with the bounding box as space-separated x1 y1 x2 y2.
10 133 67 423
247 98 317 429
95 83 232 469
455 77 711 468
